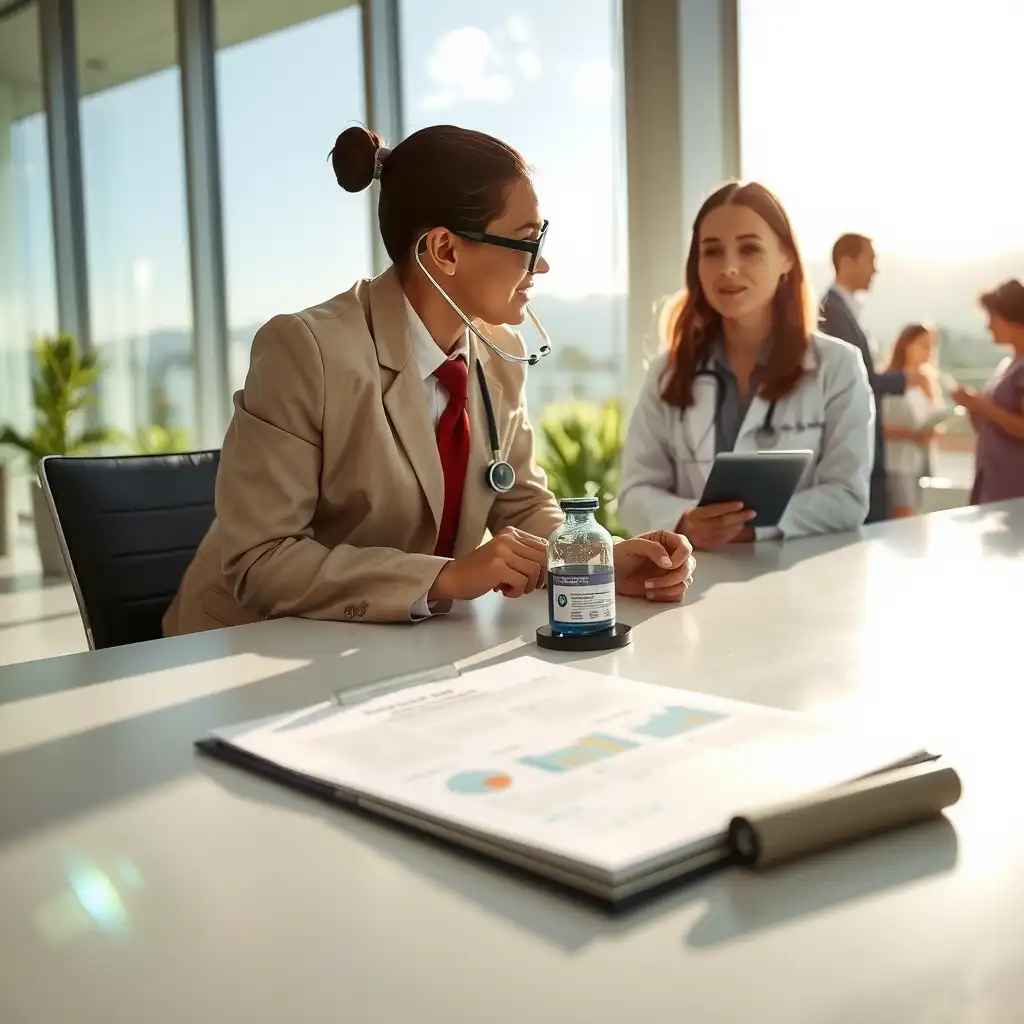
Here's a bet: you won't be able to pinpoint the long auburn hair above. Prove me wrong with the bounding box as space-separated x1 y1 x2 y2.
660 181 819 408
883 322 933 373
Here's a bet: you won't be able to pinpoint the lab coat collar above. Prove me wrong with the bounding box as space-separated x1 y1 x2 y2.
708 335 820 373
709 336 773 371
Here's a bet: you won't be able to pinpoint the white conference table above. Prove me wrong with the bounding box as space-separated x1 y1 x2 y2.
1 501 1023 1023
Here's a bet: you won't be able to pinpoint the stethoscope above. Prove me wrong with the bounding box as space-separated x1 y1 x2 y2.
414 234 554 493
683 358 780 460
474 359 516 493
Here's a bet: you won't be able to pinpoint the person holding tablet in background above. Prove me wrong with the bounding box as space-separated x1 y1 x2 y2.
880 323 948 517
163 124 694 636
617 181 874 549
947 279 1024 506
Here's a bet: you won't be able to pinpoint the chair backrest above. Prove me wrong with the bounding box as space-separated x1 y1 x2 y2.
40 450 220 649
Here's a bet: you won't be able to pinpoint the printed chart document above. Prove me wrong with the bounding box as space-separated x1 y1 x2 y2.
200 657 933 902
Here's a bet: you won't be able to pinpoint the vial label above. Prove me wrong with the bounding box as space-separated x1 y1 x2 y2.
549 567 615 627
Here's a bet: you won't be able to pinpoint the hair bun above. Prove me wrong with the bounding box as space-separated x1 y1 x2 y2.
331 126 385 193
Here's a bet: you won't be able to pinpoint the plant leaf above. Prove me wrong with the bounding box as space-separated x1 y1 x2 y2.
538 398 629 537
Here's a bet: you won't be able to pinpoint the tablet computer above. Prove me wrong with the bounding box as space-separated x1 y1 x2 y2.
697 450 814 528
918 407 955 431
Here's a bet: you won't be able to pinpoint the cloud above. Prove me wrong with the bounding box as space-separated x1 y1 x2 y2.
418 23 543 111
421 26 514 109
570 60 615 107
517 50 542 81
506 14 531 44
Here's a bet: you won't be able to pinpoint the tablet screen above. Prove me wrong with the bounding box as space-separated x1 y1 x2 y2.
697 450 813 528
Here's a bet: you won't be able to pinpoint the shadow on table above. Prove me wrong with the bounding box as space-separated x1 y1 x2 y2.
681 529 865 606
0 591 673 706
0 596 539 704
676 815 958 949
866 501 1024 560
196 748 958 956
0 609 82 632
0 638 585 845
948 503 1024 557
0 641 528 840
0 572 67 595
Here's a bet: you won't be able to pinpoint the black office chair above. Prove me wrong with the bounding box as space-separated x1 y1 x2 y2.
39 450 220 650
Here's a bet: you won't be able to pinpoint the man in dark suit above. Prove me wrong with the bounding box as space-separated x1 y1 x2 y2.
820 233 925 523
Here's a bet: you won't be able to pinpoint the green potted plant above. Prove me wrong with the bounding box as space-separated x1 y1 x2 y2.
0 452 11 559
131 424 192 454
538 398 629 538
0 334 116 575
128 384 192 455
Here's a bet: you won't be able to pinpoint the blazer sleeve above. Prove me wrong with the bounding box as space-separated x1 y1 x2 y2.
216 313 450 623
485 354 564 541
873 369 908 397
820 293 907 399
770 343 874 539
617 356 697 534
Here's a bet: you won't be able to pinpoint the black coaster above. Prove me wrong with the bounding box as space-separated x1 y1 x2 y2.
535 622 632 652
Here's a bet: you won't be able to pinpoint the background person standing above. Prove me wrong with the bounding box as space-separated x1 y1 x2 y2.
820 233 927 522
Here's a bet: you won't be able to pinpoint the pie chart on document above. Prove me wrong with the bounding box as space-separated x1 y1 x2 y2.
446 770 514 795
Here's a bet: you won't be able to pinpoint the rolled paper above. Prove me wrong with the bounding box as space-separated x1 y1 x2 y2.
729 760 962 869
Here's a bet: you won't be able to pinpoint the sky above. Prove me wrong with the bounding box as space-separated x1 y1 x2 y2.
7 0 1023 350
739 0 1024 264
9 0 625 346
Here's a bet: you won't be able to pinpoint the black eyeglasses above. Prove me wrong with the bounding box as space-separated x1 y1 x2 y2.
451 219 549 274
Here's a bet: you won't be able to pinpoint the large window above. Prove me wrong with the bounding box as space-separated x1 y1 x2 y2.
739 0 1024 485
398 0 628 422
216 1 372 391
0 2 58 506
77 0 196 446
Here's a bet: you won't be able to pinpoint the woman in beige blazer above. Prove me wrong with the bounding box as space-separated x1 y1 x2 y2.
163 125 695 636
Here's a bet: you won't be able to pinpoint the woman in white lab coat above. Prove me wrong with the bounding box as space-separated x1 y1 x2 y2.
880 323 948 517
618 181 874 549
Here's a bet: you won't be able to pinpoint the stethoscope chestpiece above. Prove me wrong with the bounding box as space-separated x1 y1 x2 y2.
486 459 516 494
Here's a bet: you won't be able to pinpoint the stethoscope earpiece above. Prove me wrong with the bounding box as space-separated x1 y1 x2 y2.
413 233 553 367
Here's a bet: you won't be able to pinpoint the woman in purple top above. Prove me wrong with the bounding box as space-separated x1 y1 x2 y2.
949 279 1024 505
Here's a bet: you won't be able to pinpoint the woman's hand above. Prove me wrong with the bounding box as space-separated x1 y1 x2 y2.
613 530 695 603
429 526 548 601
950 381 979 410
677 502 756 550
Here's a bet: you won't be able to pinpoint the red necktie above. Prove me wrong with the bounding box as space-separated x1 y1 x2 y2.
433 357 471 558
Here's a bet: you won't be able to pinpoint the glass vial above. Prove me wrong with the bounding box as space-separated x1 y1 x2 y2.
547 497 616 636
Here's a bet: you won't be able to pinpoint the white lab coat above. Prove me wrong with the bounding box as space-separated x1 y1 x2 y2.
617 332 875 540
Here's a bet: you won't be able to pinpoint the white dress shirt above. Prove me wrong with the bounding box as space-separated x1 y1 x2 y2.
405 297 469 618
882 370 948 477
406 296 470 427
832 283 879 362
832 283 862 323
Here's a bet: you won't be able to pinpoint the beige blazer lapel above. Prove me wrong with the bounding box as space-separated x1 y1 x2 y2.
368 270 444 529
454 337 503 555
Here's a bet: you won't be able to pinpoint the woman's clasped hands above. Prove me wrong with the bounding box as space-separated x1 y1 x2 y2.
428 526 695 603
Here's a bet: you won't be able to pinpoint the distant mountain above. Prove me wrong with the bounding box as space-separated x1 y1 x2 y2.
91 251 1021 431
